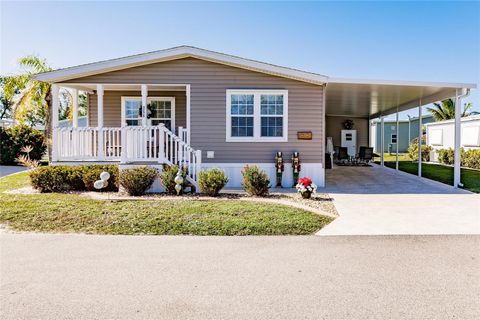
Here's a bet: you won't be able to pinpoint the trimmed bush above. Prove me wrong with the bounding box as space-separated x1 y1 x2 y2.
82 165 119 191
119 166 158 196
408 141 432 162
160 164 187 195
463 149 480 169
0 125 46 165
438 148 455 165
241 165 270 197
29 164 118 192
199 168 229 196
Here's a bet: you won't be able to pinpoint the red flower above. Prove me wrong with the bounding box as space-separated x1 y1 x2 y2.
298 177 313 187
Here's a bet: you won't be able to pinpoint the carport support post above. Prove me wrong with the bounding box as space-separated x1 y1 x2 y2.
453 89 462 188
395 107 399 170
380 115 385 166
418 100 422 177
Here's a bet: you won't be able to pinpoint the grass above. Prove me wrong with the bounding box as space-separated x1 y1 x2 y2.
0 172 333 235
373 153 409 162
383 161 480 193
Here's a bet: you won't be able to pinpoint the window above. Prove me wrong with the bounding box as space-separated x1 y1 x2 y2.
226 90 288 142
391 134 397 144
121 97 175 131
124 99 141 126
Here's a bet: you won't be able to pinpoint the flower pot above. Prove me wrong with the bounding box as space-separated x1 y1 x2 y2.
301 191 312 199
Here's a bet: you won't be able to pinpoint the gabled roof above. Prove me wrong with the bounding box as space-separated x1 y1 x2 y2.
34 46 329 85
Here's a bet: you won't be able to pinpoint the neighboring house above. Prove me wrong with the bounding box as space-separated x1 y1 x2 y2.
371 115 435 153
58 116 88 128
33 46 475 190
426 115 480 161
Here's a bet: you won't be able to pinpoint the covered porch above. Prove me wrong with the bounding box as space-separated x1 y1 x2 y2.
50 83 201 184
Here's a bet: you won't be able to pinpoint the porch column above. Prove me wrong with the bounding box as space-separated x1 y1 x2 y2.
395 107 399 170
51 84 60 162
380 115 385 166
72 89 79 128
141 84 148 127
418 99 422 177
97 84 104 160
186 84 191 145
453 89 462 188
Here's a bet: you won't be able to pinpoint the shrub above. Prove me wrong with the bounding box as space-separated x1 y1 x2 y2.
199 168 229 196
29 164 118 192
82 165 119 191
241 165 270 197
160 164 187 194
0 125 46 165
408 141 431 162
463 149 480 169
119 166 158 196
438 148 455 165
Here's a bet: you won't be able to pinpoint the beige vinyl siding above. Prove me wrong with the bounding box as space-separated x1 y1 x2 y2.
87 91 186 128
326 116 369 153
65 57 324 163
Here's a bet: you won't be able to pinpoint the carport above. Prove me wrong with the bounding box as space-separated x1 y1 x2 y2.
324 78 476 188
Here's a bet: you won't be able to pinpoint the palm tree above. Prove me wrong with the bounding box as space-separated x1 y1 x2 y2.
427 98 478 121
2 56 53 158
2 56 53 126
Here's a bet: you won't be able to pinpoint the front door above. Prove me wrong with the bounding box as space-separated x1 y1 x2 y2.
341 129 357 157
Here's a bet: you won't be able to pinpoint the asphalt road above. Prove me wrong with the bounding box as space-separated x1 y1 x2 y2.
1 234 479 319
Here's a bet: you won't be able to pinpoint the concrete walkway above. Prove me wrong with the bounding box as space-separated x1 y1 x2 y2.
318 164 480 235
1 233 479 319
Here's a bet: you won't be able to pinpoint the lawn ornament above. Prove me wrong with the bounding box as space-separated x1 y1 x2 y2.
274 152 284 187
94 171 110 190
174 170 184 195
291 152 301 187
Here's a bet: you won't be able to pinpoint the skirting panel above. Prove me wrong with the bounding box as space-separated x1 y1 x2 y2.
201 162 325 188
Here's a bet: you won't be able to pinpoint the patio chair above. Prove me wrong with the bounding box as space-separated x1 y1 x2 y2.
335 147 349 164
357 146 373 165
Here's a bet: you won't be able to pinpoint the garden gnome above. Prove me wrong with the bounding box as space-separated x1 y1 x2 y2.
274 152 284 187
291 152 301 187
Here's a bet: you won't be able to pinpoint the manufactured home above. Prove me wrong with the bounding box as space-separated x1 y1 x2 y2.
34 46 475 190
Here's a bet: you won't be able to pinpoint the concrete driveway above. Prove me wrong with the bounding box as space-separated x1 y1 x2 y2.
1 233 479 319
318 165 480 236
0 166 27 178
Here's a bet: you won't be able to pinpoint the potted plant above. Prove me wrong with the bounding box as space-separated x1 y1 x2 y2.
295 177 317 199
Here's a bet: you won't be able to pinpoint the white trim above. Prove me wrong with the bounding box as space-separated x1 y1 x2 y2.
34 46 328 85
121 96 175 131
225 89 288 142
329 77 476 89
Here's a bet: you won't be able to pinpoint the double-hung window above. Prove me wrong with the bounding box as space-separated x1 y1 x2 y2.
391 134 397 144
226 90 288 142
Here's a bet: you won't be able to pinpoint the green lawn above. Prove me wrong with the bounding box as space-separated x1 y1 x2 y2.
383 161 480 193
374 153 409 162
0 172 333 235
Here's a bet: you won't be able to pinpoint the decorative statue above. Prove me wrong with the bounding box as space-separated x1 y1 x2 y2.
274 152 284 187
174 170 184 195
291 152 301 187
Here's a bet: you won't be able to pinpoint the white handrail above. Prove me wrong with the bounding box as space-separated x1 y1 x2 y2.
53 125 201 187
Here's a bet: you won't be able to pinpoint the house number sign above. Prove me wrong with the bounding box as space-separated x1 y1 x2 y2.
297 131 313 140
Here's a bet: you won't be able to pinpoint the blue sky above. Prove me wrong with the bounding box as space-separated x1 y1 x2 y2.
1 1 478 120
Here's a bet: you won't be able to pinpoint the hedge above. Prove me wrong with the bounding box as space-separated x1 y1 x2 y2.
436 148 480 169
29 164 119 193
0 125 46 164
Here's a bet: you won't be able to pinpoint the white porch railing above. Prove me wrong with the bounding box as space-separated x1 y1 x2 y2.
54 125 201 187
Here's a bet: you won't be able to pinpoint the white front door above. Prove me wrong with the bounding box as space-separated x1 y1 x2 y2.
147 97 176 133
341 129 357 157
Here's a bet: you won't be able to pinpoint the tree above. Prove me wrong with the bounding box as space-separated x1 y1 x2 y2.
0 78 13 119
2 56 53 126
427 98 478 121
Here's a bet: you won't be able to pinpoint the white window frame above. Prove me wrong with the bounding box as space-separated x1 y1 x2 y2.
121 96 175 132
391 133 397 144
226 89 288 142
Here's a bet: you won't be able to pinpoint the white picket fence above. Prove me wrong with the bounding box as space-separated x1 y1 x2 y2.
54 125 201 186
